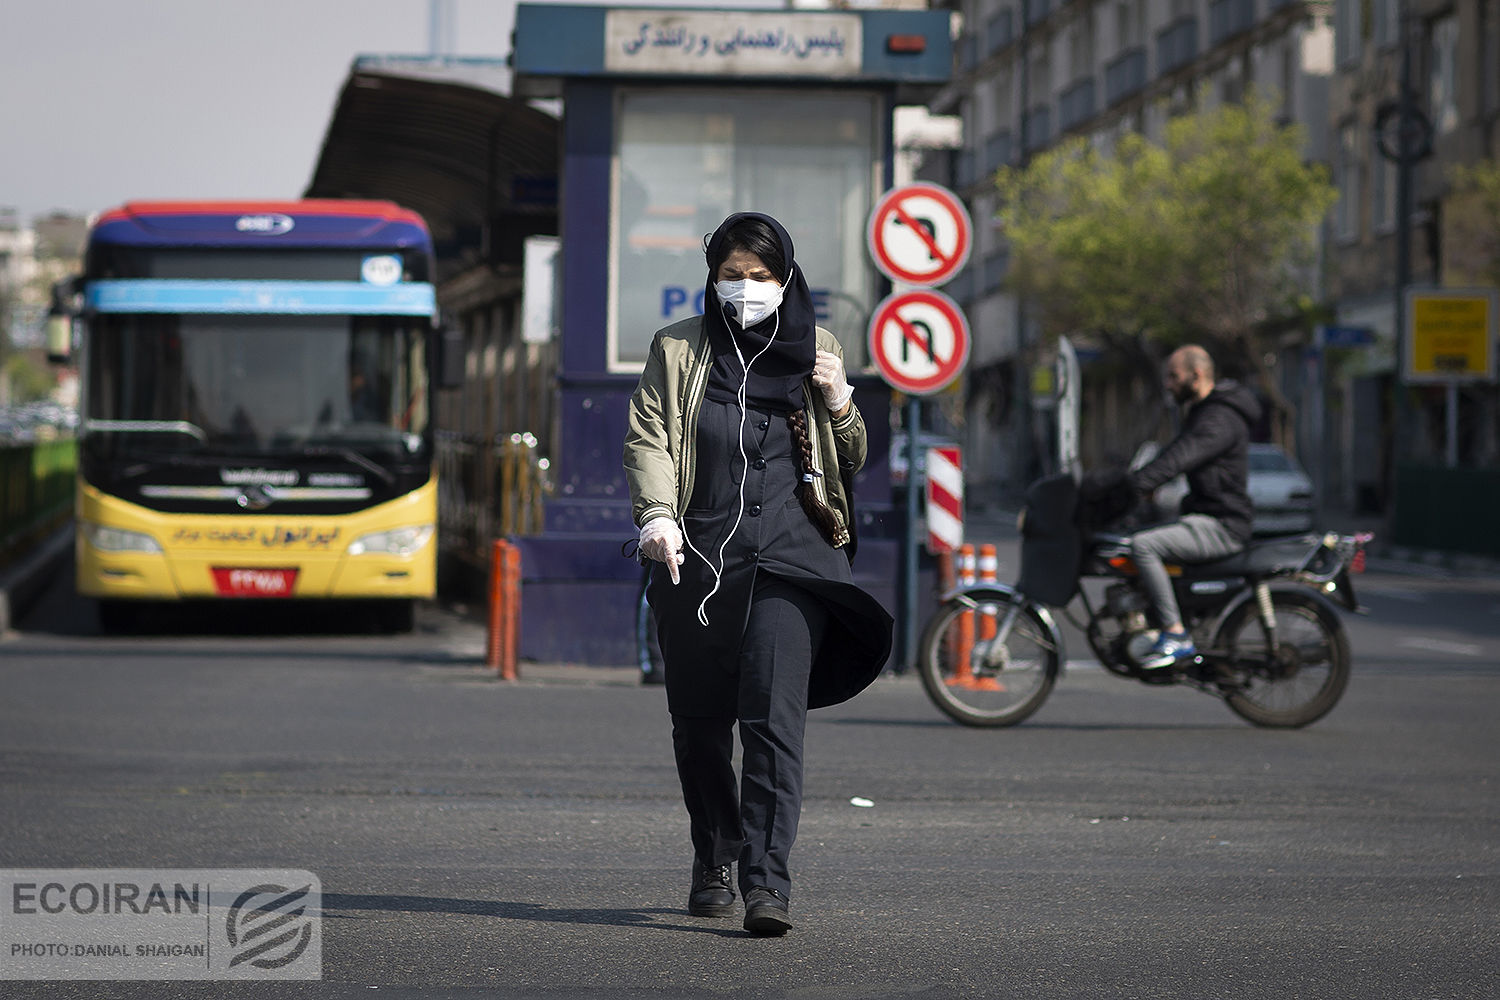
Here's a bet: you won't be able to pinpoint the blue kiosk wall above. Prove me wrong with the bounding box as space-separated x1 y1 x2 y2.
511 4 951 664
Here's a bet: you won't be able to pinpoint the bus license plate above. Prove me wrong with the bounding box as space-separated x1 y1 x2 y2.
210 567 299 597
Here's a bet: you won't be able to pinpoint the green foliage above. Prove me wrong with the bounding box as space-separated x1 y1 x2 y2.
2 354 55 403
995 96 1337 359
1445 160 1500 289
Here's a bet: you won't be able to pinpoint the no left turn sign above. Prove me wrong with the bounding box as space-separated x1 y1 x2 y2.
867 289 970 396
867 183 972 286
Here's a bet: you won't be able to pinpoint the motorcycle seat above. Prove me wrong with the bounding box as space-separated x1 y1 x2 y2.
1176 535 1319 578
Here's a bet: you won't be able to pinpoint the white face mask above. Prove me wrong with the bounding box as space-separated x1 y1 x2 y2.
715 277 784 329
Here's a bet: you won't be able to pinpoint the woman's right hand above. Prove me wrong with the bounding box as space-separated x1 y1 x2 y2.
639 516 685 585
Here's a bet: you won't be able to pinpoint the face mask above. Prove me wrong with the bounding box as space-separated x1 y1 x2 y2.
716 277 784 329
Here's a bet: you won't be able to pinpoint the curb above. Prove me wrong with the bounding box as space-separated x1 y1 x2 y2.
0 524 73 634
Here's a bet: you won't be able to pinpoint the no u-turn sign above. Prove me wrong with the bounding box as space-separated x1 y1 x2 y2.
867 289 970 396
867 183 972 286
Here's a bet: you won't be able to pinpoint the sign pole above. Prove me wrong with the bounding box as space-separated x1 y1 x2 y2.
865 181 972 676
903 395 921 672
1446 382 1458 468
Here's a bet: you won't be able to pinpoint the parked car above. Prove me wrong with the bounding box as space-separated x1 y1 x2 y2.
1141 443 1316 535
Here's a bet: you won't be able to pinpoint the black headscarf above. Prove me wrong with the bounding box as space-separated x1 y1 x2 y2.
702 212 817 413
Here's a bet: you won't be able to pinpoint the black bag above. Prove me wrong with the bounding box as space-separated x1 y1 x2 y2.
1016 473 1082 606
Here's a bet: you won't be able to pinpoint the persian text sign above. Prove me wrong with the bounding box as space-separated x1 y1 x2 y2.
2 869 321 981
1404 288 1497 383
603 12 861 77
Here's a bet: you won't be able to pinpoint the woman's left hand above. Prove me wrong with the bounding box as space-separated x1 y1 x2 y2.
813 350 854 415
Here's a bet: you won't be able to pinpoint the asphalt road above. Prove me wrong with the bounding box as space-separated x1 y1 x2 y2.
2 558 1497 1000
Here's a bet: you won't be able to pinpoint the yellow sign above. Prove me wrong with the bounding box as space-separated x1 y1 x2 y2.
1406 289 1497 383
1031 364 1055 396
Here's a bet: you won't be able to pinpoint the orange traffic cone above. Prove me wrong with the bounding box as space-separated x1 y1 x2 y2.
947 544 976 688
961 543 1004 691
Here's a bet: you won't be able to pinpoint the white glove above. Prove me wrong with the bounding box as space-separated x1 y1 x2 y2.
639 515 684 585
813 349 854 412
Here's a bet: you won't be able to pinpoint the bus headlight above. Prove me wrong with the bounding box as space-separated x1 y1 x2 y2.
346 524 434 557
81 522 163 553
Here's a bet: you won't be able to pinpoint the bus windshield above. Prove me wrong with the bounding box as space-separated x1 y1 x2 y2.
84 314 430 465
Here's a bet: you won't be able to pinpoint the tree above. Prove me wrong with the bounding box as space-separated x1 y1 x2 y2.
994 96 1337 448
1444 160 1500 288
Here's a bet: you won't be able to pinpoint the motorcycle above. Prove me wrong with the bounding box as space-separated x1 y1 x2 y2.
917 472 1372 728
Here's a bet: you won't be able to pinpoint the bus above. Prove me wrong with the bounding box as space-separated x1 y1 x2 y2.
67 200 443 632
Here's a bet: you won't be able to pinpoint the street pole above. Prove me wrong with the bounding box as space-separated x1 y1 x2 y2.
903 394 921 672
1393 18 1413 476
1374 0 1432 514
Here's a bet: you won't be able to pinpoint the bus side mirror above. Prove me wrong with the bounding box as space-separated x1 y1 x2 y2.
46 315 74 364
46 276 82 364
434 317 465 389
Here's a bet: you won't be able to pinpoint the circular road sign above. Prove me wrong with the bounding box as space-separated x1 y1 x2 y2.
867 289 971 395
867 182 973 286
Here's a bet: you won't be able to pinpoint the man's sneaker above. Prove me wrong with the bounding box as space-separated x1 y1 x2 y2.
1139 630 1196 670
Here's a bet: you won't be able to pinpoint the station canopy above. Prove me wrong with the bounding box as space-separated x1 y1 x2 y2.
305 64 558 283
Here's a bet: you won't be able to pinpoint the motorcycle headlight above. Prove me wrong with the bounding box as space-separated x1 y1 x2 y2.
346 524 434 557
81 522 163 553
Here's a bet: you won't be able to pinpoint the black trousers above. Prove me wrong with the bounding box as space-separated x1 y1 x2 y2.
670 575 828 899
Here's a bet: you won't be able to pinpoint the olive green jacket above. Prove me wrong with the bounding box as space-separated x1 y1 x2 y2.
623 316 867 548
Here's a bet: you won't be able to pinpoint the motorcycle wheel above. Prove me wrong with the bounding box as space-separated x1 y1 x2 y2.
1212 590 1350 728
917 594 1060 727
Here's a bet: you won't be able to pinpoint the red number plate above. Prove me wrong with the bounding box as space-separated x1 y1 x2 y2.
210 567 299 597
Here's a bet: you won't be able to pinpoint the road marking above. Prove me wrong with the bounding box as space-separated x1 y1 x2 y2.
1398 637 1483 657
1365 588 1428 603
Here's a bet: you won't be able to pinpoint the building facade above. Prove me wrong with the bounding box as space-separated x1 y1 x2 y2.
1325 0 1500 512
922 0 1334 496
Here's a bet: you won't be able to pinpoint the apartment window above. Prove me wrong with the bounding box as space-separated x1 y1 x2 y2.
1116 0 1144 48
991 74 1014 133
1069 16 1095 72
1335 0 1363 65
1429 14 1460 135
1336 122 1362 241
1373 0 1400 48
1030 49 1052 107
987 9 1015 54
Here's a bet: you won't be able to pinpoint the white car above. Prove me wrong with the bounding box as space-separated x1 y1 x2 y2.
1144 443 1316 535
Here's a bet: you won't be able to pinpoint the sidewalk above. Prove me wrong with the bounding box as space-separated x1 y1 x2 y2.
0 524 72 633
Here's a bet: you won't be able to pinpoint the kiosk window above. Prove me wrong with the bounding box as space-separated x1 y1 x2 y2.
613 89 882 370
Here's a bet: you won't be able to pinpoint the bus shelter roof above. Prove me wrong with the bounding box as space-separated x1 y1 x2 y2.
305 68 558 283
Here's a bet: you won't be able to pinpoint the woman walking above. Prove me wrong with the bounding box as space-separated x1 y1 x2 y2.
623 212 893 935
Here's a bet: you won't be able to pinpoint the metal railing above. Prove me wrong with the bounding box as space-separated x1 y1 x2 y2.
0 438 76 568
435 430 552 563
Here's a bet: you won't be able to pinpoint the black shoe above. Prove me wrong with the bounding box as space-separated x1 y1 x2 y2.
687 860 735 917
742 886 792 935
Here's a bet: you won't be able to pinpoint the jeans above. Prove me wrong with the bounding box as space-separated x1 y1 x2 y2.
1130 514 1243 629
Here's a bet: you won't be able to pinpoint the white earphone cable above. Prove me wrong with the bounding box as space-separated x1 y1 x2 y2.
681 288 788 627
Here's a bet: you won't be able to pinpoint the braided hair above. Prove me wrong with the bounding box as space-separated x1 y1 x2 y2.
786 408 842 547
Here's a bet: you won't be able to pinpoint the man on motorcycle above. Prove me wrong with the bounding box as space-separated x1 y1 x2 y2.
1127 345 1263 668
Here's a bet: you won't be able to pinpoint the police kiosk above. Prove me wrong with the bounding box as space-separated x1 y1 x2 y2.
511 3 951 663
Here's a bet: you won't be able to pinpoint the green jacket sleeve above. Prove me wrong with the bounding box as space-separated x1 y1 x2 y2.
819 330 866 474
622 333 678 528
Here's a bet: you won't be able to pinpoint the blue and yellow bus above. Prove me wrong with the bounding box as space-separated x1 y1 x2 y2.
72 200 441 631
